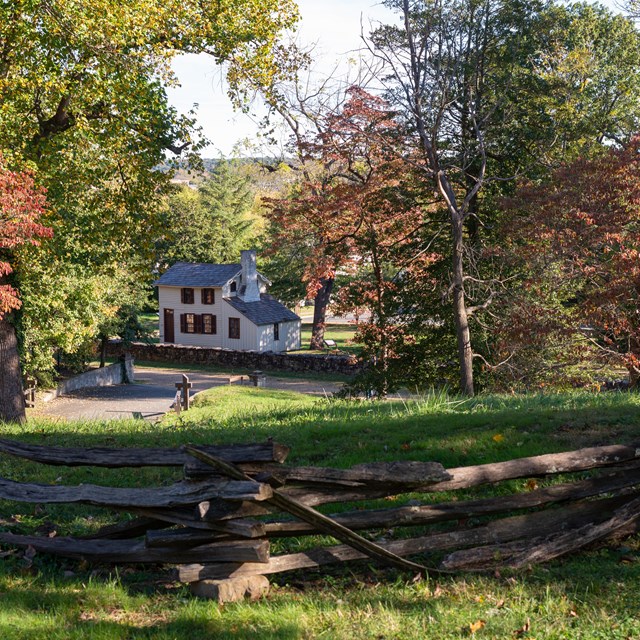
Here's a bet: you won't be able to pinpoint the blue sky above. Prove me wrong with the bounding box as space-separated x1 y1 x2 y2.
167 0 625 157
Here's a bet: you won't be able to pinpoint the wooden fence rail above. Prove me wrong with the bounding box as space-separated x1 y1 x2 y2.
0 439 639 600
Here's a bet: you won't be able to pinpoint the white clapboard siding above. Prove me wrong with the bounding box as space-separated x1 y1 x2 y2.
257 321 301 352
159 286 257 350
158 286 299 352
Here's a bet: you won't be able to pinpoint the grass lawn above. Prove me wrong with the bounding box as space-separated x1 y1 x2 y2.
2 389 640 638
296 322 360 355
137 311 160 343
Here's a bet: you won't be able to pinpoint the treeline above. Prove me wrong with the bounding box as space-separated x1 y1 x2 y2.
253 0 640 396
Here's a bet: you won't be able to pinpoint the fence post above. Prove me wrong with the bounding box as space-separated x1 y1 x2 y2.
24 377 36 408
175 374 192 411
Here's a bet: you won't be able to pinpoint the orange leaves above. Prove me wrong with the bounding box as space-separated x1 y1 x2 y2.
468 619 486 634
494 136 640 384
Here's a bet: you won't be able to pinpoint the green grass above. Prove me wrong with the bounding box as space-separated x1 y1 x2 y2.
295 322 360 355
2 389 640 638
137 311 160 343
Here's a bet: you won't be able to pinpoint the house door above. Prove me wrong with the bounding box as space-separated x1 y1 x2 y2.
164 309 175 343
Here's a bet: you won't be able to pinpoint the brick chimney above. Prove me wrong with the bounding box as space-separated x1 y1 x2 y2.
240 250 261 302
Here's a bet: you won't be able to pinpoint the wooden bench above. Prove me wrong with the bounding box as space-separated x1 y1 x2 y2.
226 375 245 385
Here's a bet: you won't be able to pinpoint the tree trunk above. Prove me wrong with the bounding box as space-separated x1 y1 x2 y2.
452 216 474 395
310 277 334 350
0 315 26 422
99 334 108 368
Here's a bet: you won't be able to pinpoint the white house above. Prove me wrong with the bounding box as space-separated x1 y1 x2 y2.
154 250 301 352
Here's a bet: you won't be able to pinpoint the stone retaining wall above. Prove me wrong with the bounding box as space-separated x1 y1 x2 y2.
44 355 134 401
107 342 360 376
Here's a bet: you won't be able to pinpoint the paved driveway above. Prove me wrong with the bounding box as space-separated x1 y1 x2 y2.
35 366 342 421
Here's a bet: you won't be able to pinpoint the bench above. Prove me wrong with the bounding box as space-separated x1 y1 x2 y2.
323 339 343 354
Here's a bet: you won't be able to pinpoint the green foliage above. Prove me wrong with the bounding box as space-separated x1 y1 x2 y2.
157 161 263 268
15 256 150 381
0 0 298 382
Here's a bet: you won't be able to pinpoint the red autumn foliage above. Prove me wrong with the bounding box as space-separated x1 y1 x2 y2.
0 158 52 317
495 137 640 385
266 88 439 390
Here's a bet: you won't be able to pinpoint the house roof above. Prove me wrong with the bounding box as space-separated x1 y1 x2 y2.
154 262 241 287
224 294 300 326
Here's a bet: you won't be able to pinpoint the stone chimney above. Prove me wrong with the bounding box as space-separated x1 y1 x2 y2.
240 250 261 302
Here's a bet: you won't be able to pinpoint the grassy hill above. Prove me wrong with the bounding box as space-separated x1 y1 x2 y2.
1 389 640 638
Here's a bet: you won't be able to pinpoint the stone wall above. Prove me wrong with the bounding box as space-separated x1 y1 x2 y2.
107 342 360 376
46 355 134 400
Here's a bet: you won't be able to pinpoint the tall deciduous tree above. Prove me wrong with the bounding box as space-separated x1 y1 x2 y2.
267 88 440 389
245 54 366 349
368 0 640 394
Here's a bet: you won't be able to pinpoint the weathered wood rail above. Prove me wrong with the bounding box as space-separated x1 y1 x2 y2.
0 439 639 600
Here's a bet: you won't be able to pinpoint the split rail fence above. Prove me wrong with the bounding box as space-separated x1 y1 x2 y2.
0 438 639 590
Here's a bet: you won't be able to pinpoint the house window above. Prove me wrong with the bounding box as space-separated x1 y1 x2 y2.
202 314 216 334
182 313 196 333
230 281 237 293
181 288 194 304
274 322 280 341
229 317 240 339
201 288 215 305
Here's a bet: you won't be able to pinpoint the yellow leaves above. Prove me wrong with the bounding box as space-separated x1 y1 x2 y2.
492 434 505 443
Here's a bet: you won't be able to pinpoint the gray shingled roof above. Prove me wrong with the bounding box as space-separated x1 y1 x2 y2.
154 262 241 287
224 294 300 326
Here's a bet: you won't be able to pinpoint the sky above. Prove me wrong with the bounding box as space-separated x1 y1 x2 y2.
167 0 624 158
167 0 395 157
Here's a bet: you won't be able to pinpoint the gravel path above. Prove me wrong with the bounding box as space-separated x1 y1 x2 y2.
35 366 343 422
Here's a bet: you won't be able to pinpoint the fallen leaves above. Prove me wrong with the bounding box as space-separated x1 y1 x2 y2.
468 619 486 634
513 617 531 636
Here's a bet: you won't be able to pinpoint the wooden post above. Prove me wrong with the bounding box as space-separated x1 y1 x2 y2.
173 391 181 414
24 377 36 409
175 375 192 411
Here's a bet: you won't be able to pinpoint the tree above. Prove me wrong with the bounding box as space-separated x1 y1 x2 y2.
267 88 441 391
490 138 640 388
246 53 368 349
157 161 261 269
367 0 535 393
367 0 640 394
0 0 298 413
0 159 51 421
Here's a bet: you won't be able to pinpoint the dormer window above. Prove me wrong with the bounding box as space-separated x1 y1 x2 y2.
181 288 194 304
201 288 215 304
230 281 237 293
